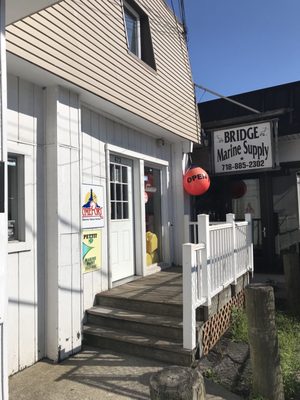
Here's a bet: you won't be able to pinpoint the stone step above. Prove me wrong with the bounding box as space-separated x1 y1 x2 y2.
83 324 196 366
86 306 184 341
95 292 183 318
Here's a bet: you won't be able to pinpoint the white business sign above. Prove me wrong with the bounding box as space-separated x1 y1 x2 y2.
213 121 273 174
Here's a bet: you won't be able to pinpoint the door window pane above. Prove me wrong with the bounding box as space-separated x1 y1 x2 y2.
8 157 18 240
123 202 129 219
144 166 162 265
115 165 121 183
122 166 128 183
110 183 115 200
110 161 130 221
8 154 24 242
117 202 122 219
110 164 115 182
111 202 116 220
116 184 122 201
122 184 128 201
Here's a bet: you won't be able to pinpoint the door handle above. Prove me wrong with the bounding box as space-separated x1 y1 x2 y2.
263 226 267 238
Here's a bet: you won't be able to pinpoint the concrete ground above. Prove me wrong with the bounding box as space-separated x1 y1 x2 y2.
9 347 241 400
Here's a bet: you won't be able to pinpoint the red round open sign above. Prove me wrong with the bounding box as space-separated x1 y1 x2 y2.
183 167 210 196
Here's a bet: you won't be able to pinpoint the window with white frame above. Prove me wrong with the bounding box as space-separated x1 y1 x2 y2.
123 0 156 69
124 2 141 58
110 162 130 220
8 154 24 241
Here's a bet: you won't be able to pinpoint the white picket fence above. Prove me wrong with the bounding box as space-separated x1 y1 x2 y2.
183 213 254 350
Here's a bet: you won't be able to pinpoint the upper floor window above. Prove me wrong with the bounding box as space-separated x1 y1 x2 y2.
124 3 141 58
123 0 156 70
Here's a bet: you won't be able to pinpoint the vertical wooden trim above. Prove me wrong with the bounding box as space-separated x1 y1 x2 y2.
45 86 59 361
161 165 170 265
139 159 146 275
105 146 112 289
132 158 143 276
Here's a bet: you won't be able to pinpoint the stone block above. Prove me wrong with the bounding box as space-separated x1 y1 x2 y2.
149 366 206 400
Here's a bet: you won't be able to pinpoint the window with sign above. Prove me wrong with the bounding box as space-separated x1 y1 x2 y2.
8 154 24 241
144 166 162 265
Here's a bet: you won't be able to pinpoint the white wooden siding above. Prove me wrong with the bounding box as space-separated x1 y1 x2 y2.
7 75 45 375
6 78 188 372
6 0 199 142
45 86 81 361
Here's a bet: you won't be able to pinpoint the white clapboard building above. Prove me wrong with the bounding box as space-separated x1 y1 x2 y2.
0 1 200 398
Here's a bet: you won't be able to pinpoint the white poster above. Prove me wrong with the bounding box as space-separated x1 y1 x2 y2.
81 184 104 229
213 121 273 174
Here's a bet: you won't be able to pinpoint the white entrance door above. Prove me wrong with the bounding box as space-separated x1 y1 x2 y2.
110 157 135 282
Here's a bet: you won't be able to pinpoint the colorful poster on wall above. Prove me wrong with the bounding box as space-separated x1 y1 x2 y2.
82 229 102 273
81 184 104 229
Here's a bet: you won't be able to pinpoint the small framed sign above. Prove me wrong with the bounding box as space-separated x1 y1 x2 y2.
82 229 102 273
81 184 104 229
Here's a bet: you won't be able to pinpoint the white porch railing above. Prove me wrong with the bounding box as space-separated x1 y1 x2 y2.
183 213 254 350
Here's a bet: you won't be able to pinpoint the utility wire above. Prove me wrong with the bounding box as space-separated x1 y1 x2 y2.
195 83 261 114
178 0 187 40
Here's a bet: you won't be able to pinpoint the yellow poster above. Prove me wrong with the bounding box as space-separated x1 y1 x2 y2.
82 229 102 273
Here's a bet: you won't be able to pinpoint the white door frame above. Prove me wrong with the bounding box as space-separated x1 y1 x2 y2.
105 144 170 289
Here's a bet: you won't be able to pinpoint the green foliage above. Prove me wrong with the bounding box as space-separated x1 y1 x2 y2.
230 308 300 399
203 368 219 381
276 311 300 399
230 307 248 343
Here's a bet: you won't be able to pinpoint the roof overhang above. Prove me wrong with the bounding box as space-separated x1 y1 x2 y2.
6 1 61 25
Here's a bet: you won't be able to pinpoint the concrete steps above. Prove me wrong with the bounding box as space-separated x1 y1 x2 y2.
83 293 199 366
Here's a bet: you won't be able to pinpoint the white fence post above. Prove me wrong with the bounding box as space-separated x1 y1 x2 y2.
226 213 237 284
198 214 211 306
183 243 197 350
245 213 254 277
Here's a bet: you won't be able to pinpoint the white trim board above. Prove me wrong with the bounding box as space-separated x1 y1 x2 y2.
105 144 169 167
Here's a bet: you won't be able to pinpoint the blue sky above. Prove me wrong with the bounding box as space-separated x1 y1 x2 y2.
168 0 300 101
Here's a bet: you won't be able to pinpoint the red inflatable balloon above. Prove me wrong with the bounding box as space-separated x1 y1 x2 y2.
231 180 247 199
183 167 210 196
